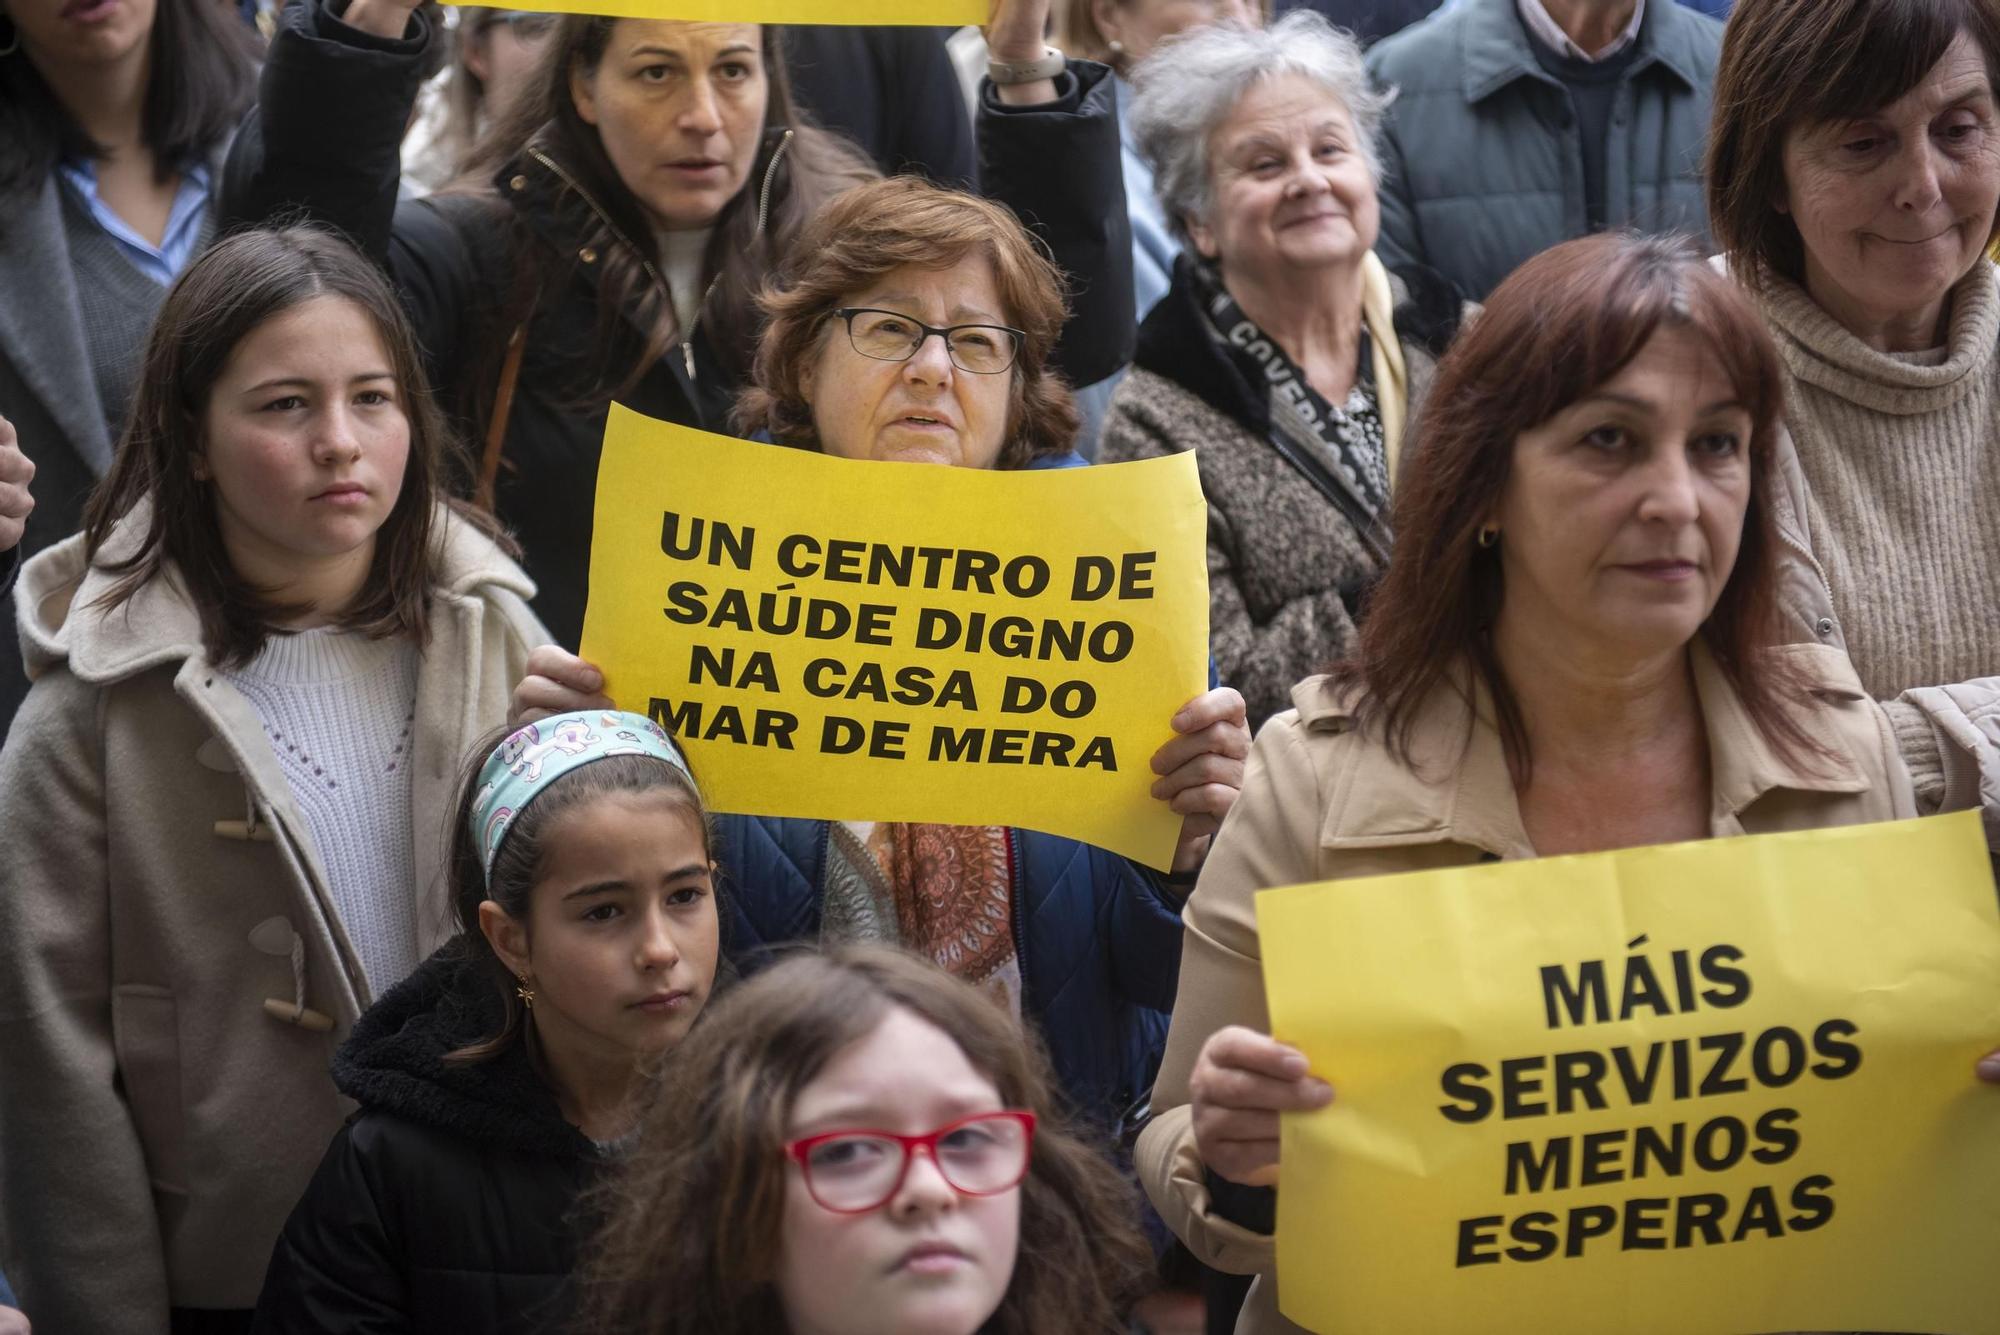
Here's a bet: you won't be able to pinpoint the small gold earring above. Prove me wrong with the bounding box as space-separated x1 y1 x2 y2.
516 975 535 1009
1477 525 1500 549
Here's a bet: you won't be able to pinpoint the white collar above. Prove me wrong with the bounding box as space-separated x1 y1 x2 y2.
1516 0 1645 62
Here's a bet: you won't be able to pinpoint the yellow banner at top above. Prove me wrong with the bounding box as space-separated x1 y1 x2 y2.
578 406 1210 868
449 0 986 28
1257 811 2000 1335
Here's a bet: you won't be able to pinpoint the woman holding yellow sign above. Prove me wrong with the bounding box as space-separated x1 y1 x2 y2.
516 175 1251 1141
1131 233 1999 1334
221 0 1135 654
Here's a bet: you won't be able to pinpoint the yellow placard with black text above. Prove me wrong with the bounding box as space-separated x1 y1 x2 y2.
1257 811 2000 1335
578 405 1209 868
448 0 985 28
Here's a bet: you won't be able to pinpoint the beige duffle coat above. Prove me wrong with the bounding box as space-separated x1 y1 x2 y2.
0 502 546 1332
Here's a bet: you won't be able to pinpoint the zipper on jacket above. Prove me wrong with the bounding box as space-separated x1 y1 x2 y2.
1005 827 1029 985
677 130 795 381
1776 520 1842 640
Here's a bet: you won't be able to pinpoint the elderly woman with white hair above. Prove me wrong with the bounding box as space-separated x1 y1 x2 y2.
1099 10 1465 729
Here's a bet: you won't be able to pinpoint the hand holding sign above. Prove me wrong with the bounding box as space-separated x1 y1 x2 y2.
1190 1026 1333 1188
1152 686 1249 871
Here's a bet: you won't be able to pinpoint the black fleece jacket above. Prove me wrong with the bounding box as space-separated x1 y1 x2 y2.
250 949 601 1335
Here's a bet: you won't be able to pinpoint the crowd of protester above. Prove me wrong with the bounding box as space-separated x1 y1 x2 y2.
0 0 1994 1331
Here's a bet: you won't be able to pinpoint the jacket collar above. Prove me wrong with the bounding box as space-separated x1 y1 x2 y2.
17 497 535 686
1458 0 1705 105
1296 640 1874 860
334 946 597 1161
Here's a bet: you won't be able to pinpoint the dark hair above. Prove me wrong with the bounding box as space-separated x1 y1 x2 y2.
1334 232 1824 783
1708 0 2000 287
442 719 715 1065
570 945 1153 1335
736 175 1081 469
82 225 485 667
0 0 258 191
453 18 874 412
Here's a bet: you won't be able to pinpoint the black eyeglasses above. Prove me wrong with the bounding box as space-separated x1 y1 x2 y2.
829 308 1025 375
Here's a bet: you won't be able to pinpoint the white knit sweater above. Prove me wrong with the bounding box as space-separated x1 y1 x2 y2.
1755 262 2000 697
222 628 421 991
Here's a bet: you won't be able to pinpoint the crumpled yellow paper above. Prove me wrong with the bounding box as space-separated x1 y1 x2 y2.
1257 811 2000 1335
579 406 1209 868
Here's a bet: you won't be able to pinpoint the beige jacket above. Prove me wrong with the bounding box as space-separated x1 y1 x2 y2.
0 503 547 1332
1137 644 1917 1334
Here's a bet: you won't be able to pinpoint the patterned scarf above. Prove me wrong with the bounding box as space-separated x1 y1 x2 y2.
822 822 1023 1016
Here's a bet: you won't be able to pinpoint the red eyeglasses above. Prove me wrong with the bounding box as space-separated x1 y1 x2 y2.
784 1110 1038 1215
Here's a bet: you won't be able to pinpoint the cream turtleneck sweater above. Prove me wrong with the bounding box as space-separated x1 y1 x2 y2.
1755 262 2000 700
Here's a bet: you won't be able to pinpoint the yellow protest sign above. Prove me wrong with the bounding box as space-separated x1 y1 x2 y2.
578 405 1209 868
448 0 986 27
1256 811 2000 1335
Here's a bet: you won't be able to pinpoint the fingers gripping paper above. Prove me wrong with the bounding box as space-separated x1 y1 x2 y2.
578 407 1209 868
1256 812 2000 1335
449 0 986 26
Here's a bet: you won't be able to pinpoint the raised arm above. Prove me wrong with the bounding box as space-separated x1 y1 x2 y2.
976 0 1136 388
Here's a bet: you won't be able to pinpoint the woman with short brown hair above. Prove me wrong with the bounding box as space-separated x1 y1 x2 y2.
1706 0 2000 839
1134 233 1941 1335
517 174 1252 1141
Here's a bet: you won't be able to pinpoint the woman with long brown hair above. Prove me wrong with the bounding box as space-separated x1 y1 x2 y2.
1132 232 1943 1334
221 0 1135 651
0 225 547 1334
571 944 1153 1335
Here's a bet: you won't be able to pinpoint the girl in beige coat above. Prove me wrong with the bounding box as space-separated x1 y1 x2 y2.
1137 234 2000 1334
0 228 547 1334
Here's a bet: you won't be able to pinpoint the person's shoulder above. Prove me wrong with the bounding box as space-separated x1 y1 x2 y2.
1366 1 1469 84
1648 0 1724 74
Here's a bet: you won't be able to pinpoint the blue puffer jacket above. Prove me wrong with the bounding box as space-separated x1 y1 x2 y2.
713 815 1183 1136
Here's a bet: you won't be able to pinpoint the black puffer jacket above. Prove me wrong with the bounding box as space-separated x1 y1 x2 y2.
250 949 602 1335
222 0 1134 649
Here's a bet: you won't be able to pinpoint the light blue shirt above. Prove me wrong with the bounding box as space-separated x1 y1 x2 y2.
1115 75 1180 322
56 158 213 287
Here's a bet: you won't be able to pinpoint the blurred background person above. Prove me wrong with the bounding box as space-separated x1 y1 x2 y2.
783 25 978 184
403 9 558 192
1365 0 1722 300
0 0 257 731
1707 0 2000 844
1139 232 1925 1335
1102 13 1465 729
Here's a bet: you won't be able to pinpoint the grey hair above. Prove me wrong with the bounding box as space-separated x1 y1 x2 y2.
1130 10 1391 248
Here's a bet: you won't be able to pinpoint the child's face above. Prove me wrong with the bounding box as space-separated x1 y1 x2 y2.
514 790 718 1061
199 296 411 612
774 1007 1022 1335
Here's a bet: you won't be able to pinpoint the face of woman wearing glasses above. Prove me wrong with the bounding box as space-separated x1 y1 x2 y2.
774 1006 1022 1335
800 257 1015 470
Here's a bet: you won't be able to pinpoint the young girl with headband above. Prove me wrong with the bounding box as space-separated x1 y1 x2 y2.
252 710 721 1334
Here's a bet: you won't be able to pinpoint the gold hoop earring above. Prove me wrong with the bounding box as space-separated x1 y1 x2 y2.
515 975 535 1009
1477 525 1499 548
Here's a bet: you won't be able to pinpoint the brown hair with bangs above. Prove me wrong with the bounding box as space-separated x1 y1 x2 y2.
1708 0 2000 287
83 226 489 668
1335 232 1824 783
735 176 1082 469
570 944 1152 1335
